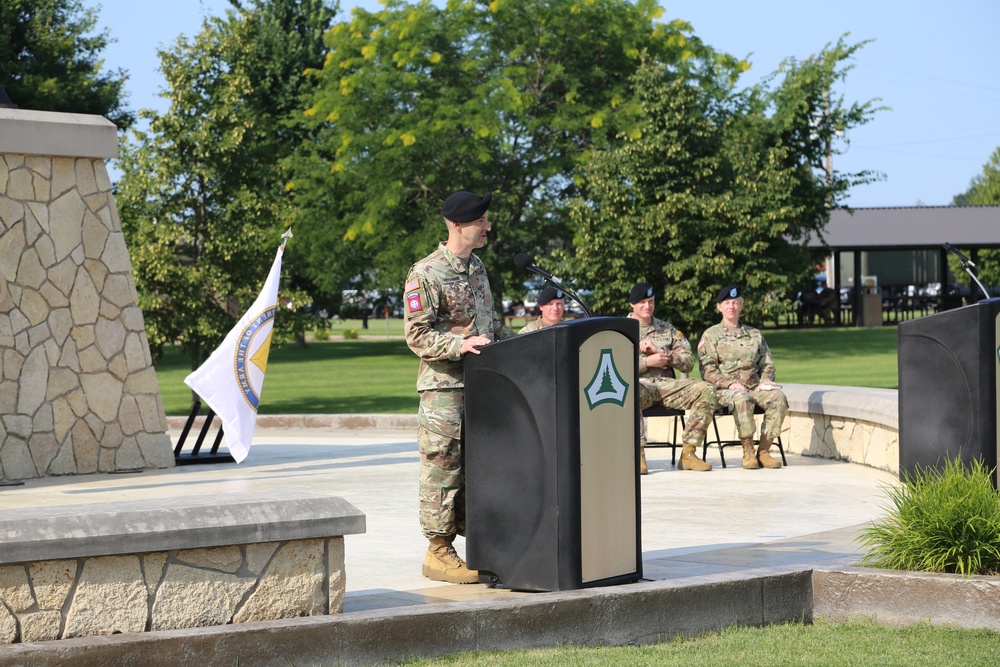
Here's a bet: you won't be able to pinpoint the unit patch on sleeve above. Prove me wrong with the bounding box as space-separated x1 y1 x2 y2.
406 291 423 314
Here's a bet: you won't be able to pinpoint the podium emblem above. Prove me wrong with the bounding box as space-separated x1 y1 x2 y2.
583 348 629 409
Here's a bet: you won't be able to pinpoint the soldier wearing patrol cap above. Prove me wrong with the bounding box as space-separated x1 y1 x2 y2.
519 285 565 333
630 282 717 474
698 285 788 469
403 191 514 584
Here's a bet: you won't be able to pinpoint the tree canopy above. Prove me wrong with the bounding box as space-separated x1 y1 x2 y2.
116 0 337 368
955 147 1000 207
287 0 748 304
0 0 134 128
116 0 886 358
566 37 882 333
952 147 1000 286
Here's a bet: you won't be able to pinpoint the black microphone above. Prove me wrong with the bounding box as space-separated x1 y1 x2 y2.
513 253 593 317
513 253 564 285
944 243 976 268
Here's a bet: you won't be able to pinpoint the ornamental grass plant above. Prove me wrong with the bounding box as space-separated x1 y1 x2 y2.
859 457 1000 576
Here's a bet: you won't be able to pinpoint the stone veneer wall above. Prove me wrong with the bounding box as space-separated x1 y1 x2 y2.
0 538 346 644
0 109 174 480
0 491 364 644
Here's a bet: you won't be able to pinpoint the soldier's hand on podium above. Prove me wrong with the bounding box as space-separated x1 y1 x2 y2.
461 335 492 355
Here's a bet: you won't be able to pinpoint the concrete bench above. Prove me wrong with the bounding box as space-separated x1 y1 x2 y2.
0 491 364 644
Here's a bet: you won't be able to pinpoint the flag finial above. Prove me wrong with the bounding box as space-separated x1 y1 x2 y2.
280 227 293 249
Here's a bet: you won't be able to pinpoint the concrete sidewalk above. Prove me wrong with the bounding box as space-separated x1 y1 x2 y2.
0 424 898 614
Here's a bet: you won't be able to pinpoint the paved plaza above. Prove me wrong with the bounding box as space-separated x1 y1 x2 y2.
0 423 899 614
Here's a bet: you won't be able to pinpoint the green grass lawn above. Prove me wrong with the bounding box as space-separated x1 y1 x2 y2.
401 619 999 666
713 326 899 388
155 324 899 416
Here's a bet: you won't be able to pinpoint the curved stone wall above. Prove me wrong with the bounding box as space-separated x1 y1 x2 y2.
782 384 899 474
698 383 899 474
645 383 900 474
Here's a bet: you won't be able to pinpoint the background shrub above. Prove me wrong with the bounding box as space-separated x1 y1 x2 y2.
859 457 1000 575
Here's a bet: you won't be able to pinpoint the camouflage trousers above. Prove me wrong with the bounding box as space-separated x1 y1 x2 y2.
416 389 466 540
716 387 789 441
639 379 717 448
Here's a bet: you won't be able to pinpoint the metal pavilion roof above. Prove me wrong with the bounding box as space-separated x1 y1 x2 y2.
809 205 1000 251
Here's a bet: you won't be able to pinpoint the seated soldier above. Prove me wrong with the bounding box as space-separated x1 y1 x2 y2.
629 282 717 474
519 286 565 333
698 285 787 469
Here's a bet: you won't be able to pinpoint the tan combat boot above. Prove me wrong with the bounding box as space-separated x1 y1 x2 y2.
639 446 648 475
678 444 712 471
422 536 479 584
756 436 782 469
741 437 760 469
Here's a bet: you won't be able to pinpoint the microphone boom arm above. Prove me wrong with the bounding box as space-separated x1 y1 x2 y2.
945 243 990 301
514 252 593 317
535 272 593 318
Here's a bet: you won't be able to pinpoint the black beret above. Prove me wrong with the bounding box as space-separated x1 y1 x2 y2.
629 282 654 304
441 191 492 222
716 285 742 303
537 286 564 306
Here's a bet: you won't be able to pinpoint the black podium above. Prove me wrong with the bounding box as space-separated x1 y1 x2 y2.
464 317 642 592
898 297 1000 485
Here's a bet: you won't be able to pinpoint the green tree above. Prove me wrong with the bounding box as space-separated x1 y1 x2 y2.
287 0 746 305
0 0 133 128
952 147 1000 287
116 0 337 370
567 38 881 334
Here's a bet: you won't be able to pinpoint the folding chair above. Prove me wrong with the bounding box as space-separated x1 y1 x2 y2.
702 404 787 468
642 406 686 465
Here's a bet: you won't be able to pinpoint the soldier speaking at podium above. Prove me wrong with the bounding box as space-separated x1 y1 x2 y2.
403 191 514 584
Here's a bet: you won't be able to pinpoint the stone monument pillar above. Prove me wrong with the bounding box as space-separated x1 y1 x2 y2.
0 109 174 480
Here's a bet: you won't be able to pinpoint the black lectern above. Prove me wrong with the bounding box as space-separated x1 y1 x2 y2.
464 317 642 592
898 297 1000 485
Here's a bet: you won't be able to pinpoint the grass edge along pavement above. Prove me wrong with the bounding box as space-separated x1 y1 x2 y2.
398 618 1000 667
154 325 900 416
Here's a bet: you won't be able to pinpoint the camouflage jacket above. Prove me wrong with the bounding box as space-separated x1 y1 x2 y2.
629 314 694 381
697 322 776 390
403 243 513 391
518 317 552 334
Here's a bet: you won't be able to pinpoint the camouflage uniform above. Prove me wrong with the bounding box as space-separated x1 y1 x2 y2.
697 323 788 440
518 317 551 334
632 314 717 448
404 243 513 540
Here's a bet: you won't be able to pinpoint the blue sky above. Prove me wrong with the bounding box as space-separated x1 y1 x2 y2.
89 0 1000 208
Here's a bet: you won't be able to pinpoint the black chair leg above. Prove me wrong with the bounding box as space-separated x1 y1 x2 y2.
707 414 728 468
775 435 788 466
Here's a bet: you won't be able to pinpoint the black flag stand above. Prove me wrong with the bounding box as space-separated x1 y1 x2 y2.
173 399 236 465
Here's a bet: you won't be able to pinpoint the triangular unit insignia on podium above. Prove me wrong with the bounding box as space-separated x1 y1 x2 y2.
583 348 629 409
